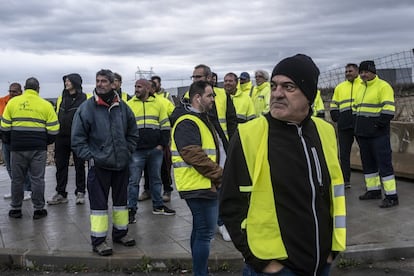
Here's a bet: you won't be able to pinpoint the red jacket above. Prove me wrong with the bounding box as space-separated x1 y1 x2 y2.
0 95 11 116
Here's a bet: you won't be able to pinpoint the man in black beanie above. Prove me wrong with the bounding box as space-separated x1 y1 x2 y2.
220 54 346 275
354 60 399 208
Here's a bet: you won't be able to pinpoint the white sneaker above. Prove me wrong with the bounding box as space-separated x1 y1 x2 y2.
76 192 85 205
47 193 68 205
218 225 231 242
23 191 32 201
4 193 11 199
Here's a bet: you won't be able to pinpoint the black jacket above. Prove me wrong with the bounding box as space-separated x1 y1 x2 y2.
58 73 87 137
220 113 333 275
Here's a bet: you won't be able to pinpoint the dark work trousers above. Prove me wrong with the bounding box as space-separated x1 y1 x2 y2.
144 146 173 193
356 134 394 177
338 128 355 183
88 166 129 246
54 136 85 197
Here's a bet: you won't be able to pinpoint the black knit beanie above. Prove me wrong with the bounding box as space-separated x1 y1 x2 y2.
359 60 376 74
271 54 320 104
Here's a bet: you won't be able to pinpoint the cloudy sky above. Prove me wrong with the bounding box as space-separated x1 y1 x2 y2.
1 0 413 98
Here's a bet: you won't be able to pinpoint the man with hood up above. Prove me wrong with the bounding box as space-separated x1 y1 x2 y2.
48 73 88 205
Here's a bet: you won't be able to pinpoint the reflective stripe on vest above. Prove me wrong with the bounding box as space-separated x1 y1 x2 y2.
213 87 229 140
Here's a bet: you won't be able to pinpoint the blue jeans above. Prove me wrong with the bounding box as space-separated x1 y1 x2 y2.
243 263 331 276
128 148 164 210
185 198 218 276
2 143 31 191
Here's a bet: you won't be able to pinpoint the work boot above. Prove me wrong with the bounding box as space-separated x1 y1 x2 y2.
9 209 22 219
113 234 136 246
344 182 351 189
359 190 381 200
379 196 399 208
93 241 112 256
33 209 48 220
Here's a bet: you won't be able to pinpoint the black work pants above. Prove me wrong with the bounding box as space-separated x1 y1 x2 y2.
55 136 86 197
338 128 355 183
88 166 129 246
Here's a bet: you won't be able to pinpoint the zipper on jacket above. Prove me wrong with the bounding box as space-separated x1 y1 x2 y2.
311 147 323 195
354 83 367 132
143 101 146 128
295 124 320 276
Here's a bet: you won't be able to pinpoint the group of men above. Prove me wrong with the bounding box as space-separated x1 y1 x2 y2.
0 54 399 275
330 61 399 208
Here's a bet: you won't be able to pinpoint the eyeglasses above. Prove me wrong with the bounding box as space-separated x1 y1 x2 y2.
271 81 298 93
255 75 264 79
9 90 18 93
191 75 206 80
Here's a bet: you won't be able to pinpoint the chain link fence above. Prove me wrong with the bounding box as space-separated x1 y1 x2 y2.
319 48 414 89
319 48 414 122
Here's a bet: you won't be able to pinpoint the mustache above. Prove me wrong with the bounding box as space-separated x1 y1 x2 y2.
270 98 287 105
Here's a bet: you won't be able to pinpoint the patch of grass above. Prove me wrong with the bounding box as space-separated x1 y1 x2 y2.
63 263 89 273
336 257 361 269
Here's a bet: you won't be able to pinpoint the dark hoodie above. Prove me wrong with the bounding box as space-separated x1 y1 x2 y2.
57 73 87 137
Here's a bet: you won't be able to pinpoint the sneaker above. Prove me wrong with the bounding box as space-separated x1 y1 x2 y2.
4 193 11 199
138 190 151 201
162 191 171 202
23 191 32 201
9 209 22 219
218 225 232 242
75 192 85 205
152 205 176 216
359 190 381 200
379 197 399 208
128 209 137 224
344 182 351 189
33 209 48 220
47 193 68 205
93 241 113 256
113 234 136 246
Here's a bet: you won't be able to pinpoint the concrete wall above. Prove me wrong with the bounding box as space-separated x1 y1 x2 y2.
351 121 414 179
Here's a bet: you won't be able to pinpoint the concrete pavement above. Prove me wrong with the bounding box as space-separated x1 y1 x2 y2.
0 166 413 273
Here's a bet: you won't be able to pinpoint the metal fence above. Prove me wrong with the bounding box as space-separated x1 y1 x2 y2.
319 49 414 89
319 49 414 122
